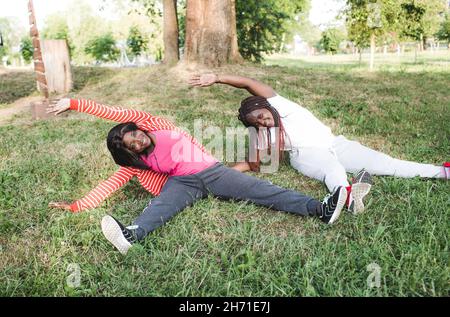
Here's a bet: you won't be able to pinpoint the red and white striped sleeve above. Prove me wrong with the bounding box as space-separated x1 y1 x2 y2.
70 167 135 212
69 99 153 123
136 169 168 196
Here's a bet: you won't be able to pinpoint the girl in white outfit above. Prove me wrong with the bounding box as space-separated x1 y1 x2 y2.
189 74 449 213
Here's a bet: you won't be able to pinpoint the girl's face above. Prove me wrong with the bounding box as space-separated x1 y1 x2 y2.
245 109 275 128
122 129 152 153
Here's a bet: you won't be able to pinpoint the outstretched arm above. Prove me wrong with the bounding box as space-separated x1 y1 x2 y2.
46 98 153 123
189 74 276 99
49 167 135 212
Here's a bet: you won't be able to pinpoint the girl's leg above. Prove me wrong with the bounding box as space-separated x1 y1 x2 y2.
333 135 444 178
133 177 206 240
289 147 350 192
198 164 324 217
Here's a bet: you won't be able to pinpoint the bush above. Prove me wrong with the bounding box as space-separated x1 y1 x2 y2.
20 37 34 64
84 33 120 63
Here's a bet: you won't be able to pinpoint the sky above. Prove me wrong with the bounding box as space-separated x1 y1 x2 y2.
0 0 117 28
0 0 346 30
309 0 346 29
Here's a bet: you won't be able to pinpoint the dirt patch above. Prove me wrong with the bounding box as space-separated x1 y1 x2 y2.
0 96 43 125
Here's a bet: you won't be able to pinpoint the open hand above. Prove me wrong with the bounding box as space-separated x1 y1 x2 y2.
188 73 218 87
48 201 72 210
46 98 71 115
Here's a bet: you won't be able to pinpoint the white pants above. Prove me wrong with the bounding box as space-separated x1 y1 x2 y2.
289 135 444 192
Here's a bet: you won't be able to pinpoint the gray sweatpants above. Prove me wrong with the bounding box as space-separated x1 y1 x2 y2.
133 163 320 240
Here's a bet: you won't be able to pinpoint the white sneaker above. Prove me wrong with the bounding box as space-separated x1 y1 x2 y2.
348 169 373 214
101 215 137 255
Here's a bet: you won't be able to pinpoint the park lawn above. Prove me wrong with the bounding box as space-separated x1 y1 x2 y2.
0 53 449 296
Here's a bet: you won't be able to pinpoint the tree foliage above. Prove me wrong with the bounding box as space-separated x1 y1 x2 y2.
19 37 34 64
319 28 345 54
345 0 401 49
0 17 26 61
436 13 450 42
346 0 447 48
236 0 309 62
399 0 447 43
42 14 74 56
127 26 148 57
84 33 120 63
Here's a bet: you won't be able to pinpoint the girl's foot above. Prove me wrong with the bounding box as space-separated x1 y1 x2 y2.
348 169 373 214
101 215 137 255
319 186 347 225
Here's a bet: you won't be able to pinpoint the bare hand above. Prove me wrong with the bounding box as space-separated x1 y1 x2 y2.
48 201 72 210
188 74 218 87
46 98 71 115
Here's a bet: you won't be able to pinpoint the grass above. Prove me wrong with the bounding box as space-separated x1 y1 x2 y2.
0 70 37 105
0 52 449 296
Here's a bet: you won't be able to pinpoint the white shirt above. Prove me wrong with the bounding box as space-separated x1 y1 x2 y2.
264 94 335 150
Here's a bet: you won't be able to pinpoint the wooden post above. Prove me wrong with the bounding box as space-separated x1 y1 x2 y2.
41 40 72 93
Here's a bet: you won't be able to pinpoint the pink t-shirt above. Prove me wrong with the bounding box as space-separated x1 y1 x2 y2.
140 130 218 176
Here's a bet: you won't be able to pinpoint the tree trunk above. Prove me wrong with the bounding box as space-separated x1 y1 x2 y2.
369 32 375 72
279 33 286 54
421 34 427 51
229 0 242 62
163 0 179 64
184 0 242 67
414 42 418 63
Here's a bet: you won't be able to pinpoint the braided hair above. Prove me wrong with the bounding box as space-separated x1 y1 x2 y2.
238 96 286 172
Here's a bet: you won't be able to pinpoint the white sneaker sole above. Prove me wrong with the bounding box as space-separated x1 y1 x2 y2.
329 187 347 225
101 215 132 255
349 183 372 214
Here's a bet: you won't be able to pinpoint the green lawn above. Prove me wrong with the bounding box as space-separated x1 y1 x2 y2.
0 53 449 296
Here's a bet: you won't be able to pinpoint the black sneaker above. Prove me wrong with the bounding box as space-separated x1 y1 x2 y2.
348 169 373 214
319 186 347 224
101 215 137 255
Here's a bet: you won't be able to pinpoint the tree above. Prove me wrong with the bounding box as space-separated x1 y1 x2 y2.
319 28 344 54
184 0 242 67
127 25 148 57
436 13 450 44
163 0 179 64
85 33 120 63
20 37 34 64
131 0 180 63
66 0 113 64
236 0 309 62
399 0 447 50
42 14 74 57
345 0 401 71
0 17 27 63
